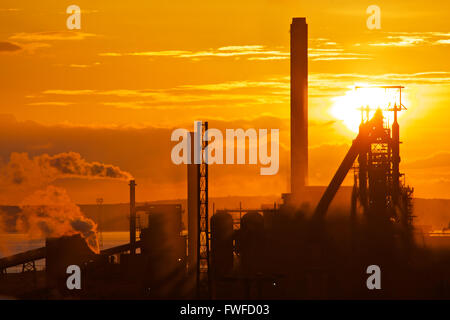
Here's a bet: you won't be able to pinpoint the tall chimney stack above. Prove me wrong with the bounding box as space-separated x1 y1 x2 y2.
129 179 136 255
290 17 308 198
187 132 199 274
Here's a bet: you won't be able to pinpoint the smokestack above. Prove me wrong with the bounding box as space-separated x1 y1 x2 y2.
290 17 308 197
129 179 136 255
187 132 199 275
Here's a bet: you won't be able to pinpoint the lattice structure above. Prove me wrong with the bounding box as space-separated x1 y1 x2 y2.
197 121 211 298
22 260 36 273
315 86 413 230
354 86 414 228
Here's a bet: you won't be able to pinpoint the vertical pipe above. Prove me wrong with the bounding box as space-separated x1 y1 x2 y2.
129 180 136 255
239 201 242 221
392 112 400 204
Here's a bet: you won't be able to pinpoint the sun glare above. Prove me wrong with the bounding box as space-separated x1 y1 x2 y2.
330 84 404 133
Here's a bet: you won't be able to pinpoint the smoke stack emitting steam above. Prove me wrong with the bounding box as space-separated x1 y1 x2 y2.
0 151 134 253
17 186 99 253
2 151 133 188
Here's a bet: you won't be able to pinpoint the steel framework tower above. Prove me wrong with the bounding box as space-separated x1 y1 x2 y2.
352 87 414 228
197 121 211 298
314 86 414 230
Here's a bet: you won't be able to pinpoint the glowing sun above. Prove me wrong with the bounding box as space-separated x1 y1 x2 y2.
330 85 405 133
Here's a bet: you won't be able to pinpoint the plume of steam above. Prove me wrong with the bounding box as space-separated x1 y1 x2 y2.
2 151 133 188
17 186 99 253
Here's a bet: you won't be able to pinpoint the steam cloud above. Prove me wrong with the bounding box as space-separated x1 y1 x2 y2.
2 152 133 188
0 151 133 254
17 186 99 253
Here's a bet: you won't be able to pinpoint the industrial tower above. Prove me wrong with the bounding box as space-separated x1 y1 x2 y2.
187 121 211 298
314 86 414 232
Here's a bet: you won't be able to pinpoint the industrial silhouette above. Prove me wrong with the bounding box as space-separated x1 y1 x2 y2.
1 17 450 300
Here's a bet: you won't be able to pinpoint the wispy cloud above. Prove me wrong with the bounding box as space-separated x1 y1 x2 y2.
217 45 264 51
100 43 369 62
53 62 101 69
308 71 450 98
69 64 89 68
38 70 450 110
369 35 426 47
43 89 97 95
39 79 290 110
178 81 288 91
0 41 51 54
436 39 450 45
0 41 21 52
100 50 191 57
248 56 288 61
0 8 21 12
314 71 450 84
308 48 371 61
28 102 74 106
10 31 97 41
100 45 289 60
369 32 450 47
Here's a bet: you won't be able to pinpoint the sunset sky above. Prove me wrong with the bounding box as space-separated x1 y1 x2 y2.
0 0 449 204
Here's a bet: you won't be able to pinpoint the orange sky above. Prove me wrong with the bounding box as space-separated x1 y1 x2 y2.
0 0 449 204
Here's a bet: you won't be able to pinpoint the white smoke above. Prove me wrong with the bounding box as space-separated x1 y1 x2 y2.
17 186 99 253
0 151 133 253
1 151 133 189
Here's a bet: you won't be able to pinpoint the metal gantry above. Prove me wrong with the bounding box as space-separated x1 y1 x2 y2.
22 260 36 272
197 121 211 298
315 86 413 229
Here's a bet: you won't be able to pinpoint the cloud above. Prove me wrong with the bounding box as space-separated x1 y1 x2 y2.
36 70 449 111
0 41 21 52
69 64 89 68
0 115 292 203
9 31 97 41
0 8 21 12
28 102 73 106
178 80 288 91
54 62 100 68
405 152 450 170
309 71 450 98
368 32 450 47
100 42 369 62
99 45 289 61
248 56 288 61
218 45 264 51
16 186 99 252
369 35 426 47
43 89 96 95
1 151 133 188
305 39 372 61
39 79 289 110
0 41 50 55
